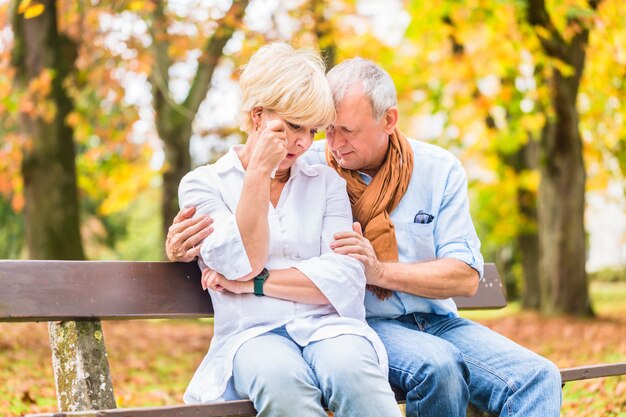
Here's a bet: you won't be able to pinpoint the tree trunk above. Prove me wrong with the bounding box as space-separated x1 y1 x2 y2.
159 118 192 242
12 2 116 411
150 0 249 242
12 0 84 261
516 140 541 310
498 137 540 306
526 0 599 316
538 69 592 315
519 222 540 309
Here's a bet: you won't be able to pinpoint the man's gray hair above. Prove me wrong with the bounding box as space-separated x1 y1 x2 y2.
326 57 397 121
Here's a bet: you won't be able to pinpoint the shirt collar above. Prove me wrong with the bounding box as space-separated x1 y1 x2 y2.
358 170 373 185
213 145 246 174
290 156 319 178
213 145 318 178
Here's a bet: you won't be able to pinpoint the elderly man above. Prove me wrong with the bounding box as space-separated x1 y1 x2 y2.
166 57 562 417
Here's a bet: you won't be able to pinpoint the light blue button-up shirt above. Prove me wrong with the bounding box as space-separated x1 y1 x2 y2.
302 138 484 319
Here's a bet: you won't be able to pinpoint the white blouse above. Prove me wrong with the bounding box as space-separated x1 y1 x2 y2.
178 146 388 403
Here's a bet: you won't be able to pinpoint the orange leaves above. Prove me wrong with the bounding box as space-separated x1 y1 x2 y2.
16 69 57 123
0 133 25 212
26 69 52 96
65 111 81 129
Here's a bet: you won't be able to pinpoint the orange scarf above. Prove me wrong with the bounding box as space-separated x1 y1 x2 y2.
326 128 414 300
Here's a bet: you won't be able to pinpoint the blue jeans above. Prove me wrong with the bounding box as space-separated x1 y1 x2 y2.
232 327 402 417
368 313 562 417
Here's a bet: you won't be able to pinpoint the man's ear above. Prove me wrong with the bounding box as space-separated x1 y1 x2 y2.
251 107 264 129
383 106 399 134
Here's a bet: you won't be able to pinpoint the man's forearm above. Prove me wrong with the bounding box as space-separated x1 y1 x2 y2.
375 258 479 299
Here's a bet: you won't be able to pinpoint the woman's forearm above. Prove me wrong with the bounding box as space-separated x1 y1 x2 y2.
236 167 271 278
230 268 329 304
263 268 329 304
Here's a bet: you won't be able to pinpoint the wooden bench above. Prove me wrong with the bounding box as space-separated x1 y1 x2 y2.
1 260 624 417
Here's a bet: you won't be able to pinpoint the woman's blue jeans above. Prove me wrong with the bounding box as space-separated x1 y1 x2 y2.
368 313 562 417
232 327 402 417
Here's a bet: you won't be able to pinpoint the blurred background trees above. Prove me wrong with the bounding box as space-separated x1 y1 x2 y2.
1 0 625 316
11 0 84 260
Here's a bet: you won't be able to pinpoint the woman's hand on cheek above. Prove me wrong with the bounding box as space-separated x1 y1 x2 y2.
249 118 288 174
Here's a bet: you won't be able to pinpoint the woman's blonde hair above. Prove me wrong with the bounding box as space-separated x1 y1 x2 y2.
239 43 335 133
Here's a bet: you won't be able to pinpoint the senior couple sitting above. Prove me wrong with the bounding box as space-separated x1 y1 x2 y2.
166 42 562 417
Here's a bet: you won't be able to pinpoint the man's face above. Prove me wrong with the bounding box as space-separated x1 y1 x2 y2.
326 84 393 176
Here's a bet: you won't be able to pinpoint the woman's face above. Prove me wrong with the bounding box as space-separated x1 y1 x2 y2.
259 111 319 171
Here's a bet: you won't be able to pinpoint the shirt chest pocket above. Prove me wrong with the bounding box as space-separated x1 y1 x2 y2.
276 212 322 260
394 222 436 263
293 218 323 259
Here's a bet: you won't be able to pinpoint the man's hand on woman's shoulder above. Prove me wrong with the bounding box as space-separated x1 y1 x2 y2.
166 206 214 262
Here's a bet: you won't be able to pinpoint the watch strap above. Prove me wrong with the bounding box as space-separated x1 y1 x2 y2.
253 268 269 296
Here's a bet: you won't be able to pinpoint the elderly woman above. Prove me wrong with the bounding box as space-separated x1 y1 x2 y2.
178 43 401 417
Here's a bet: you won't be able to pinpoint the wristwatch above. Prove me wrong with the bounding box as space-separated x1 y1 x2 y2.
253 268 269 296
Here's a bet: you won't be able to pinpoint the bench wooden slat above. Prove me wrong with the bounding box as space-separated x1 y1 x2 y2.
0 261 505 322
0 261 209 322
453 264 506 309
26 400 257 417
391 362 626 401
560 363 626 382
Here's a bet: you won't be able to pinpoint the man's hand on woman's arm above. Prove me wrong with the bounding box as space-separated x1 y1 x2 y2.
330 222 385 284
166 207 214 262
331 222 479 299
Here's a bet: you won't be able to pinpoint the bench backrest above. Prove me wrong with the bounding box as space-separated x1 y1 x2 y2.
0 261 505 322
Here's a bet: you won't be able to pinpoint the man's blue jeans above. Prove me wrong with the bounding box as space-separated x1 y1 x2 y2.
368 313 562 417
